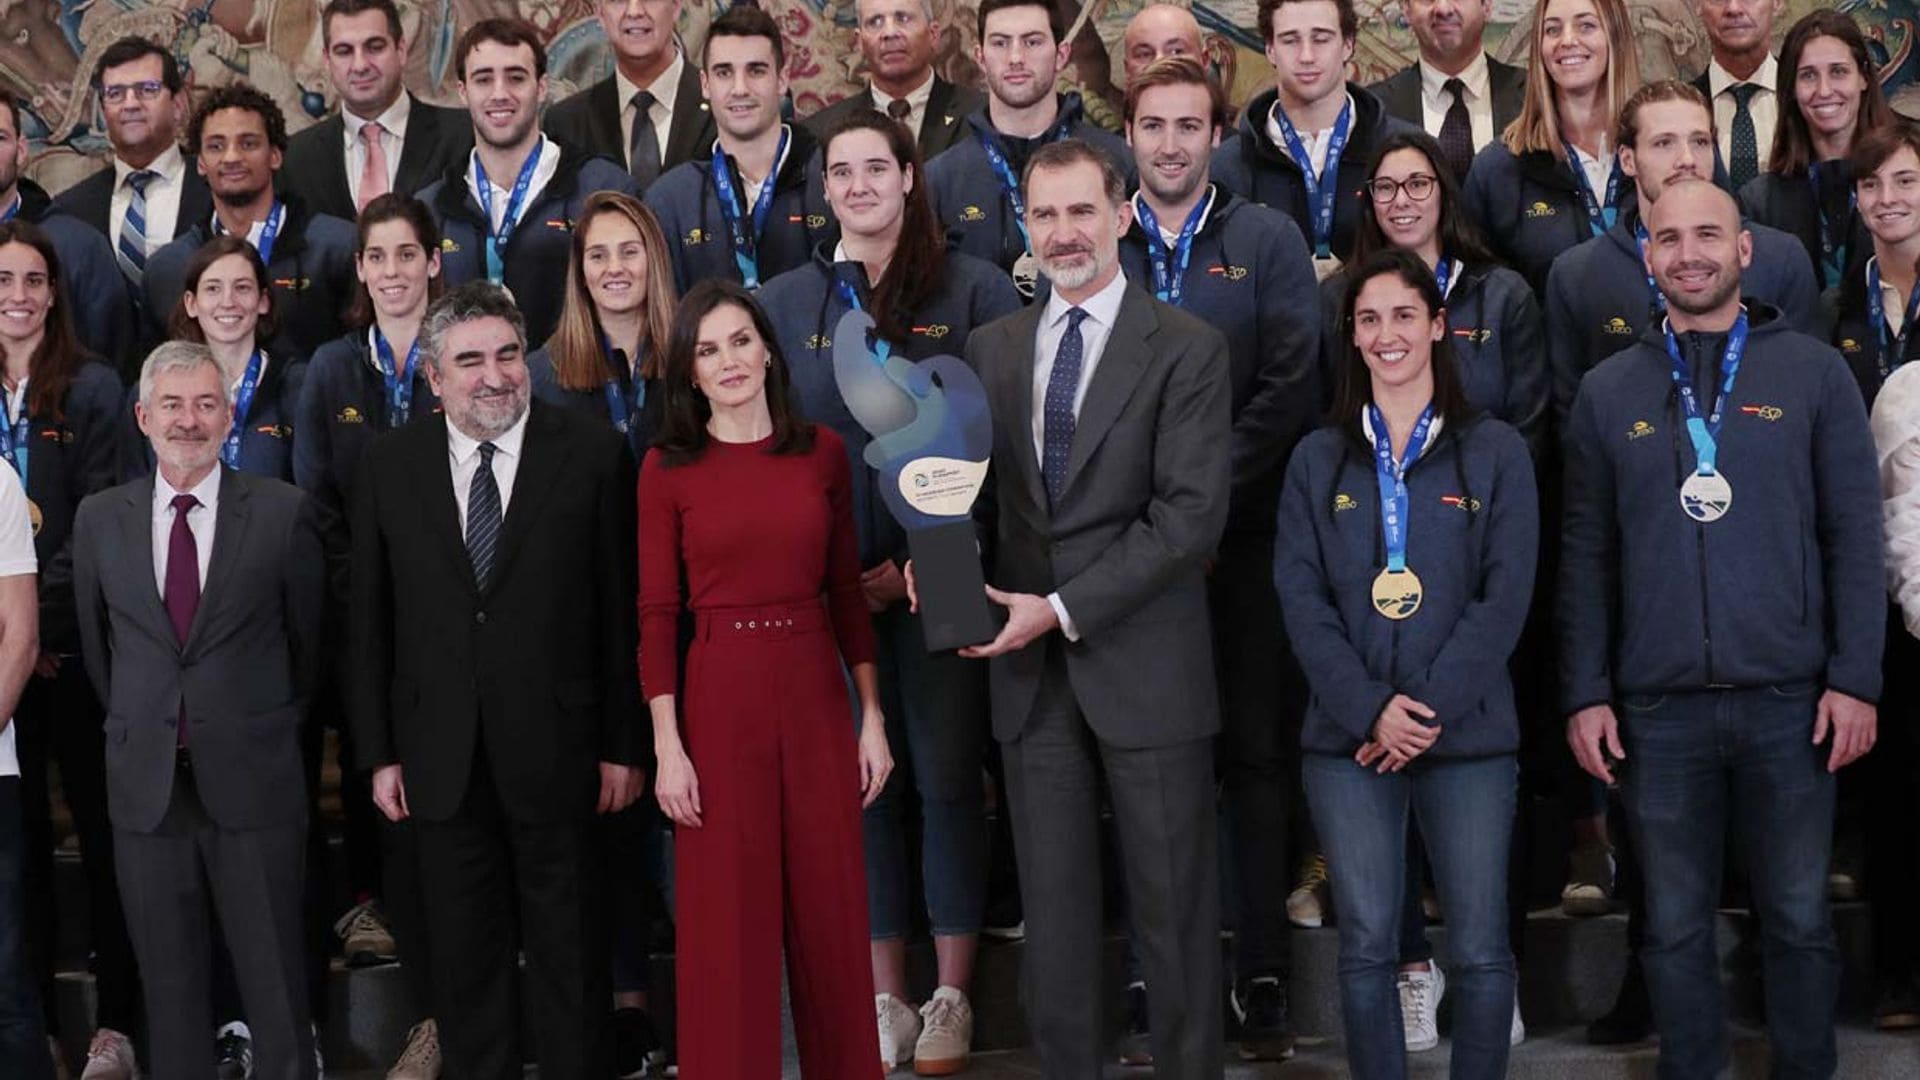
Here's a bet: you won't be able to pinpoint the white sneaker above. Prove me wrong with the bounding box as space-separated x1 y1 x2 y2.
876 992 922 1071
1398 964 1446 1052
1511 992 1526 1046
387 1019 441 1080
78 1029 137 1080
913 987 973 1076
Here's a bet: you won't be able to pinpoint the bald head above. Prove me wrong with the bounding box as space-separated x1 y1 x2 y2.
1644 179 1751 324
1123 4 1204 85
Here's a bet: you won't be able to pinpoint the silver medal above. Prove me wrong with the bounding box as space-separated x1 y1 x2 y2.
1012 251 1040 299
1680 471 1733 523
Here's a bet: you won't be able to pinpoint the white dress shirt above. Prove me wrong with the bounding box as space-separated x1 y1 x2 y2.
110 143 187 259
618 51 684 172
1708 54 1779 178
1266 92 1356 176
1030 269 1129 640
447 409 528 533
1568 143 1615 206
0 465 34 777
464 136 562 231
342 92 412 207
1418 53 1495 154
871 70 936 141
151 465 221 600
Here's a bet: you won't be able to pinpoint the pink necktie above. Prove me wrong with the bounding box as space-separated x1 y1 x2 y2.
358 121 390 211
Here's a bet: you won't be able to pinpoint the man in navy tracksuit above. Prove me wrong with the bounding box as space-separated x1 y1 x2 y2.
924 0 1131 299
1560 179 1882 1080
1544 83 1817 425
1116 56 1320 1057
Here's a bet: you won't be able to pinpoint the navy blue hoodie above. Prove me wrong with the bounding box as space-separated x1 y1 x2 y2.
1117 188 1321 532
1558 304 1884 711
18 179 137 376
1739 167 1869 291
1827 256 1920 408
759 243 1020 567
925 93 1134 283
1464 143 1634 296
644 123 831 295
1277 414 1538 757
525 344 661 464
22 360 123 653
1543 206 1819 425
1210 84 1417 267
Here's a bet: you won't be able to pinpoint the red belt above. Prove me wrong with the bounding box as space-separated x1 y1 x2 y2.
692 601 830 641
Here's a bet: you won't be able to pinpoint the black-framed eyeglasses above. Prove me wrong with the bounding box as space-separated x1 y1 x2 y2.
1366 174 1438 203
102 81 167 105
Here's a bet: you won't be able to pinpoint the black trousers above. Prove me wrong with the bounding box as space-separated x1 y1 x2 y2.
1868 608 1920 984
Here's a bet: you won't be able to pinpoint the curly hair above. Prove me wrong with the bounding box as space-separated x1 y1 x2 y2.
185 83 289 156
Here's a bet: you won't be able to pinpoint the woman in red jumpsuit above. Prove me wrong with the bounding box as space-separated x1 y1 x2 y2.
640 278 894 1077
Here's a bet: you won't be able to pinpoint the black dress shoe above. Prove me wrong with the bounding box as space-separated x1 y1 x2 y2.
1117 981 1152 1066
1233 975 1297 1061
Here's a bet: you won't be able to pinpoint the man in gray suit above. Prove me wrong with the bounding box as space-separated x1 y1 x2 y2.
942 138 1231 1076
72 342 325 1080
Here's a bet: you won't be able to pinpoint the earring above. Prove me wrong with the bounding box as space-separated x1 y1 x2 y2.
763 358 771 368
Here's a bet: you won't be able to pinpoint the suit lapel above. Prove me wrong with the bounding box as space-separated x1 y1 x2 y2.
183 467 250 653
487 402 569 593
996 304 1045 503
177 170 214 239
1061 288 1155 497
664 61 714 168
412 415 477 595
392 96 437 194
312 115 354 216
122 477 173 643
920 79 964 158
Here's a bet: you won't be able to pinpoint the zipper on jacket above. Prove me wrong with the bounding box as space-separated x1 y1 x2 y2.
1696 525 1715 685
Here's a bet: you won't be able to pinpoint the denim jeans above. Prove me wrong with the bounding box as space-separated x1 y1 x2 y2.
1304 753 1516 1080
0 775 54 1080
862 602 989 938
1618 684 1839 1080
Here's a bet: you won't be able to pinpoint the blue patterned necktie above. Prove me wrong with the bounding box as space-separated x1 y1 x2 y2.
118 169 156 281
465 441 502 589
1728 84 1761 192
1042 307 1089 507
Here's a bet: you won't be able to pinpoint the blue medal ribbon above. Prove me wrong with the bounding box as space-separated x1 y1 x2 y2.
1809 163 1855 290
834 275 893 365
0 386 29 487
1131 187 1214 307
215 201 285 265
976 110 1076 257
1867 256 1920 378
1434 256 1455 299
1662 309 1749 476
1274 98 1351 259
598 336 648 462
1633 222 1668 316
474 146 542 286
0 196 21 224
1367 402 1435 573
219 349 265 468
710 125 791 289
1566 143 1623 237
372 327 419 428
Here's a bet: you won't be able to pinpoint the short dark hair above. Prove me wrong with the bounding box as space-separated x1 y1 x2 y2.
185 83 289 155
1123 56 1227 132
456 17 547 81
976 0 1065 44
421 280 527 371
1852 120 1920 184
322 0 405 46
1257 0 1356 43
93 36 183 95
703 5 786 70
1021 138 1127 206
1617 79 1713 150
168 235 282 347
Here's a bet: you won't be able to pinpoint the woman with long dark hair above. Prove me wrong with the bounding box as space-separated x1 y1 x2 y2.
759 108 1019 1073
1276 248 1536 1079
1740 10 1891 290
642 279 892 1078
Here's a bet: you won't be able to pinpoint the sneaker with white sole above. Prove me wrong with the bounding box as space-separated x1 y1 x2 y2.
913 987 972 1076
1287 855 1332 928
387 1019 441 1080
1561 844 1616 917
1511 992 1526 1047
1398 964 1446 1052
79 1029 137 1080
877 992 922 1071
215 1021 253 1080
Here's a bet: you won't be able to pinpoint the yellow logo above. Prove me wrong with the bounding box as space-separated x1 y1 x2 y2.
805 214 828 229
1453 327 1492 344
961 205 986 223
1206 264 1248 281
1840 338 1861 354
440 239 460 254
1603 316 1633 335
337 406 364 424
685 228 708 245
1332 493 1358 512
1524 201 1556 218
1740 404 1784 421
1440 494 1482 512
805 334 832 350
1628 419 1655 440
914 324 950 339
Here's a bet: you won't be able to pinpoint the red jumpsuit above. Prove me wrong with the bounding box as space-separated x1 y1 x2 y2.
638 427 881 1078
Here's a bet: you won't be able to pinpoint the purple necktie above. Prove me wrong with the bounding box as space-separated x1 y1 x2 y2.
164 493 199 744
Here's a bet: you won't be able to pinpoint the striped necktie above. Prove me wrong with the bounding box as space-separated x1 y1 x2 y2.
118 169 157 281
465 441 502 590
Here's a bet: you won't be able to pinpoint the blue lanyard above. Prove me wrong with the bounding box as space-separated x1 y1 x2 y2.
1867 256 1920 377
1434 256 1455 298
1809 163 1855 290
219 350 265 468
0 196 20 224
834 276 893 365
474 146 542 286
1132 187 1213 306
598 335 647 438
976 111 1077 256
1368 402 1435 573
1274 98 1351 258
1566 143 1623 236
710 126 790 289
0 387 28 487
1633 222 1668 315
372 327 419 428
1662 310 1749 476
215 201 285 265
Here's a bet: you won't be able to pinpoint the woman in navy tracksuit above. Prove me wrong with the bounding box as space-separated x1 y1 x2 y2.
1277 248 1537 1080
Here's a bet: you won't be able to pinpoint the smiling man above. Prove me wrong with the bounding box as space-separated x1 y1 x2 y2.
1365 0 1525 180
419 18 639 348
545 0 716 188
803 0 984 160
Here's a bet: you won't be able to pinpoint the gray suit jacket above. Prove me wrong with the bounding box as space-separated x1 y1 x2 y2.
1368 55 1527 140
72 467 324 834
967 282 1231 748
803 75 985 162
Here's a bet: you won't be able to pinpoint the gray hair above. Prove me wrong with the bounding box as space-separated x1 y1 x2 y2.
138 341 229 408
420 281 527 371
1020 138 1129 207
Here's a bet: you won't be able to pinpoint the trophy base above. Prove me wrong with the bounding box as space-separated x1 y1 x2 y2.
907 520 998 652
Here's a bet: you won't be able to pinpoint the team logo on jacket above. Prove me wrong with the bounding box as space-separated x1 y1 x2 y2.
1524 201 1556 218
337 406 365 424
914 324 950 339
794 213 827 229
961 205 986 222
439 239 461 254
685 228 708 245
1332 492 1358 512
1740 404 1784 421
1452 327 1492 344
1627 419 1655 440
1840 338 1862 355
1206 264 1248 281
806 334 832 349
256 423 291 439
273 276 310 291
1602 316 1633 335
1440 494 1482 511
38 428 59 443
544 218 573 232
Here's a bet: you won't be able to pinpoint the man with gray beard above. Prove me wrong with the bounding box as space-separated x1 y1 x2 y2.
348 281 644 1079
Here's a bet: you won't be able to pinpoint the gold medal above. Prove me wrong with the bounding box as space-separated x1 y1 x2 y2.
1371 567 1423 620
26 498 40 537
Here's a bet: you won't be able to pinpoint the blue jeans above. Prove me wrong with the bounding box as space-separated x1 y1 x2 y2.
1618 684 1839 1080
0 775 53 1080
1304 753 1516 1080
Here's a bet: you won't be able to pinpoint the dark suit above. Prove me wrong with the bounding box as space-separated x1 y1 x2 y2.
1367 55 1526 152
802 75 984 161
966 281 1230 1077
72 467 324 1080
280 95 474 220
543 59 715 180
348 400 638 1080
54 159 213 246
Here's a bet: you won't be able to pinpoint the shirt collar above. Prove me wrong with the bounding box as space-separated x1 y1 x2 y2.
1418 52 1490 103
343 92 412 144
446 405 530 466
616 48 685 116
872 70 936 114
1266 91 1355 151
115 143 185 187
1044 267 1128 331
155 464 222 516
1708 53 1778 96
1359 404 1445 458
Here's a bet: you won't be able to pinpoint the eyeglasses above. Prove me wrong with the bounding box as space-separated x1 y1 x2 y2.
101 81 167 105
1366 174 1438 203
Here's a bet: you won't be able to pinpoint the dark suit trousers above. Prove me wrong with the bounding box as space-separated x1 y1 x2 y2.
1003 639 1222 1079
414 748 609 1080
114 760 312 1080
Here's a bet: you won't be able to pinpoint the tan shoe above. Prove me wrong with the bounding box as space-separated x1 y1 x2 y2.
876 993 921 1071
1561 844 1617 917
387 1019 441 1080
913 987 973 1076
78 1029 137 1080
1286 855 1332 928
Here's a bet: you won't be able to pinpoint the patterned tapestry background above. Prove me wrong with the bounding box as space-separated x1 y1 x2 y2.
13 0 1918 196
